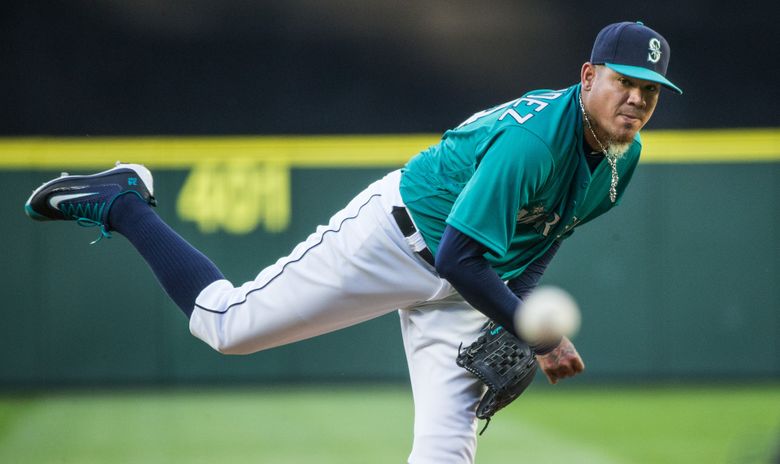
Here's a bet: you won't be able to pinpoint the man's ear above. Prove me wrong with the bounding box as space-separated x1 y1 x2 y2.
580 63 596 91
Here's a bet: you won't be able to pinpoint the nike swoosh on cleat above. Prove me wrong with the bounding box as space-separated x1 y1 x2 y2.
48 192 99 210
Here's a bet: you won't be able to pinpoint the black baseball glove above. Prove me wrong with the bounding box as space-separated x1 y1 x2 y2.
456 321 538 433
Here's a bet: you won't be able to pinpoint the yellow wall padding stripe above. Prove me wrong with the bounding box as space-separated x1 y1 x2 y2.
640 128 779 162
0 128 776 169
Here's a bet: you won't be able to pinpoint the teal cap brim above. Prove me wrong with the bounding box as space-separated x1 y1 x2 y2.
604 62 683 94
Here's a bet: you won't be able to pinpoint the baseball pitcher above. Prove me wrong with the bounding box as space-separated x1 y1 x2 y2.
24 21 681 463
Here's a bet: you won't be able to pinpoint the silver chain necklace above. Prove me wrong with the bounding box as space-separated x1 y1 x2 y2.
578 92 618 203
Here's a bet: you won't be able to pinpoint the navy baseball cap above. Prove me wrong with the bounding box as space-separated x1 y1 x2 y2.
591 21 682 94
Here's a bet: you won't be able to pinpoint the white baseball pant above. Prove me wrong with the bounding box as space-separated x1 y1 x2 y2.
189 170 488 463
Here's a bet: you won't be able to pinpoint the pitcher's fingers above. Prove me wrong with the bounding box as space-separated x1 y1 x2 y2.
572 356 585 373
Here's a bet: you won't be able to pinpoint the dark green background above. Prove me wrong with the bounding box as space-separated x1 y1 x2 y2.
2 163 777 387
1 0 778 387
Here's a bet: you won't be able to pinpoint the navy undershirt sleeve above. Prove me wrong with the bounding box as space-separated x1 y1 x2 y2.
507 240 560 299
435 225 519 331
435 225 560 352
507 240 561 353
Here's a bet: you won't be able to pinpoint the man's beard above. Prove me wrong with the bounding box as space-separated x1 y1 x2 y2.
606 140 631 158
590 118 632 159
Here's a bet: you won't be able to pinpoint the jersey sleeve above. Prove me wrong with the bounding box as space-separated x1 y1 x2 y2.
446 127 553 257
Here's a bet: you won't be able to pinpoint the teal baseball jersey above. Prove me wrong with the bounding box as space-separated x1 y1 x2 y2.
400 83 641 280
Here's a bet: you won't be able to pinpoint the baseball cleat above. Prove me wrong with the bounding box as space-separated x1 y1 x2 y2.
24 162 156 242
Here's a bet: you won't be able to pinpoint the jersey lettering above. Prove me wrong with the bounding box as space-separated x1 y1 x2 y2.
456 99 518 128
534 212 561 237
516 97 549 111
456 91 564 128
516 204 547 225
498 108 533 124
499 92 564 125
529 91 565 100
517 205 561 237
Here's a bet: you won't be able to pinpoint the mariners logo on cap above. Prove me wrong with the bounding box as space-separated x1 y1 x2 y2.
647 38 662 63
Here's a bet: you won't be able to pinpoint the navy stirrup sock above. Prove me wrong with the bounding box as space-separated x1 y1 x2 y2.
108 194 224 318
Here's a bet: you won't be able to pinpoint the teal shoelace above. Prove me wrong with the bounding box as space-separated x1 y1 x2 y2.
58 191 148 244
61 202 112 244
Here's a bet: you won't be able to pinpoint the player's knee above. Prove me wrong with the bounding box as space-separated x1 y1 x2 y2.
190 280 269 356
191 312 281 356
190 323 255 355
201 326 282 355
207 337 257 356
212 343 247 356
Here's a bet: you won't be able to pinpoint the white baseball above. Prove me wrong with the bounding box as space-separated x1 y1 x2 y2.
514 285 581 344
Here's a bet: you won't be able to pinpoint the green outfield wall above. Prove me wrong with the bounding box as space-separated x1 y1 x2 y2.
1 131 778 387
